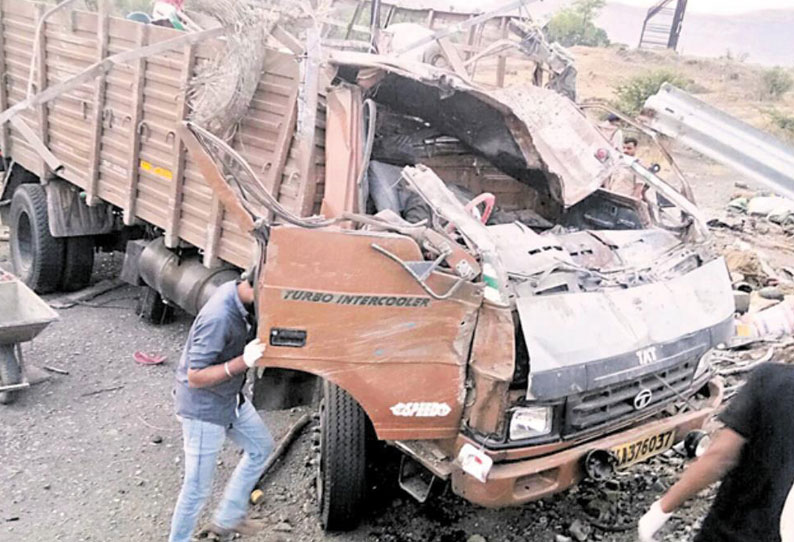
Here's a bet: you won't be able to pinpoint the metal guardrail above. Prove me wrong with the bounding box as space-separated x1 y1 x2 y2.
644 83 794 201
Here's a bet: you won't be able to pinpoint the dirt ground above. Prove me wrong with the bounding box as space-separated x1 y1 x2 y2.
2 50 794 542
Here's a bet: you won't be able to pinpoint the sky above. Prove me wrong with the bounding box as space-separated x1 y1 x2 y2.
446 0 793 17
611 0 794 15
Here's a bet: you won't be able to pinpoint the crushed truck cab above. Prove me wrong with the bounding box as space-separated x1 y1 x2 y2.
0 0 734 531
250 54 734 526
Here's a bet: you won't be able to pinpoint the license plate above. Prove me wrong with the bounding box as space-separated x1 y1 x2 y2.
611 429 675 469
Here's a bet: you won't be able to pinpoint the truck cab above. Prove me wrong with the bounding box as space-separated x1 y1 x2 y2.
250 55 733 530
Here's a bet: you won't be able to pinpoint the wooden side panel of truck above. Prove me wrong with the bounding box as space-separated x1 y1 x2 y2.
0 0 323 269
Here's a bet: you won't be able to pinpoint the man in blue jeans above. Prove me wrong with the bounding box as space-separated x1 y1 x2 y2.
168 275 273 541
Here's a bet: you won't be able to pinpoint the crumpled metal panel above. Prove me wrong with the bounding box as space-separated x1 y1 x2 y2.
586 229 682 269
517 257 734 399
486 222 574 277
644 83 794 200
328 51 619 207
488 85 614 205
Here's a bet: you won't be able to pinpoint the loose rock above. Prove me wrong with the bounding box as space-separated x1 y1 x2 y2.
569 519 591 542
273 521 293 533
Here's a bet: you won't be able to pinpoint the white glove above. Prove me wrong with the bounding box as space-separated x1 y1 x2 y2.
243 338 265 368
638 500 673 542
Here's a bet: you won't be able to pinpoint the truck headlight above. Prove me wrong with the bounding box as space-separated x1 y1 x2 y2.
694 350 714 380
509 406 553 440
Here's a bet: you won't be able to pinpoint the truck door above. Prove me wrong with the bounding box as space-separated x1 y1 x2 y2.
256 225 482 440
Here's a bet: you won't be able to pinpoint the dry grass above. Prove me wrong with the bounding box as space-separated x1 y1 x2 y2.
563 45 794 134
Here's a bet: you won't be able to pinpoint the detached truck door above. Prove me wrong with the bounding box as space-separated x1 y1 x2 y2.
256 225 483 440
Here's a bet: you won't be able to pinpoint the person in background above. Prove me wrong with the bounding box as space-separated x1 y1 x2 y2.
638 362 794 542
168 273 273 542
604 136 645 199
623 136 638 157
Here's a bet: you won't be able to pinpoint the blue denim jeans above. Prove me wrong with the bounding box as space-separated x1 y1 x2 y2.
168 401 273 542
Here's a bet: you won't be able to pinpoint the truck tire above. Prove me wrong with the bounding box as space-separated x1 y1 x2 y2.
60 236 94 292
317 380 367 531
9 184 64 293
0 345 21 405
136 285 171 324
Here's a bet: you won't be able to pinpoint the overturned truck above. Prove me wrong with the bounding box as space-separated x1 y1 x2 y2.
0 0 733 531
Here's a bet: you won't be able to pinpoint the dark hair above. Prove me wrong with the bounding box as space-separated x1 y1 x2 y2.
624 137 639 146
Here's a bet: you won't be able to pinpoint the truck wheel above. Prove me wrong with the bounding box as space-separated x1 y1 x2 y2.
9 184 64 293
0 345 21 405
136 285 171 324
317 381 367 531
60 236 94 292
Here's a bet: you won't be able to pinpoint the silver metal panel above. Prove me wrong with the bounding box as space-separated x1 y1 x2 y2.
644 83 794 200
517 257 733 378
0 277 59 344
487 222 573 277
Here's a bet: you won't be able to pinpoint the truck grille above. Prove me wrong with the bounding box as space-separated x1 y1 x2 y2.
564 361 695 437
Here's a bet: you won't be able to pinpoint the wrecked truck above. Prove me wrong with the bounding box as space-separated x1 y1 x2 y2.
246 59 733 529
0 0 733 531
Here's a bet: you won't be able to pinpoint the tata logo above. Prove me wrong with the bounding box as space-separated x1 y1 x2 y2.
633 388 654 410
636 347 658 366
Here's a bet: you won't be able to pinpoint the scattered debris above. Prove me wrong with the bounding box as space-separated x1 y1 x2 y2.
79 385 124 398
273 521 293 533
250 488 265 505
723 248 768 287
718 347 776 376
42 365 69 375
49 279 125 310
759 286 784 300
740 298 794 337
569 518 592 541
133 351 167 366
255 414 311 486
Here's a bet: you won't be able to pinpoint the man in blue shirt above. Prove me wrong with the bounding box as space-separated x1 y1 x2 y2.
168 275 272 542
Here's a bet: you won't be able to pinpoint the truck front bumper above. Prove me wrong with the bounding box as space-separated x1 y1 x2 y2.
451 377 723 508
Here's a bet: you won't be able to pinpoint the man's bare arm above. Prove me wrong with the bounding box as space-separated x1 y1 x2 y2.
186 339 265 389
187 356 248 388
660 428 746 513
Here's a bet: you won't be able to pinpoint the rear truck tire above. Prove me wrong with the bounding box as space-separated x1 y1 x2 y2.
0 345 22 405
9 184 64 293
60 236 95 292
136 285 171 324
317 380 368 531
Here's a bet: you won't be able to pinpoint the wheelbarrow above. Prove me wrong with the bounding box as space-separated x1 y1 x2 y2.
0 268 58 404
